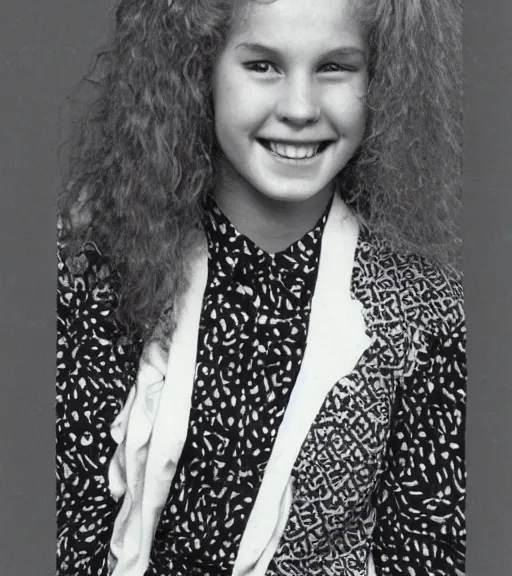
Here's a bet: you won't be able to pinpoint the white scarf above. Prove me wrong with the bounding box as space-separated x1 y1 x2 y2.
107 194 372 576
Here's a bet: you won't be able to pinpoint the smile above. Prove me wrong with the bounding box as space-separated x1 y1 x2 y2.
258 139 332 161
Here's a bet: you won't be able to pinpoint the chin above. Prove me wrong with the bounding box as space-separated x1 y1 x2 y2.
253 180 333 205
262 191 323 205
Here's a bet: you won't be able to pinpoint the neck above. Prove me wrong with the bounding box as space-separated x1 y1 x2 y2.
214 177 334 255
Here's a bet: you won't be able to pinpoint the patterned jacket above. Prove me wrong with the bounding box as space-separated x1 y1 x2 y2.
57 202 466 576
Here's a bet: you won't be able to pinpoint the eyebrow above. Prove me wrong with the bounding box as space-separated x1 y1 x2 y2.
235 42 367 61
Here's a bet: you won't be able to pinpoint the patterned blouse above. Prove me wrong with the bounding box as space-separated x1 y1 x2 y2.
56 196 466 576
147 201 327 574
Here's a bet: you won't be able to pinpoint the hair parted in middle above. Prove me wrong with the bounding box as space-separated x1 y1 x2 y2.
58 0 463 342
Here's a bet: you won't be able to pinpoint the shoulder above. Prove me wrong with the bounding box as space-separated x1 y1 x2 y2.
396 249 464 331
57 240 135 347
355 229 464 337
58 240 115 302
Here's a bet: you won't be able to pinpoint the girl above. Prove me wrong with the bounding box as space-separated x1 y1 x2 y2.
57 0 465 575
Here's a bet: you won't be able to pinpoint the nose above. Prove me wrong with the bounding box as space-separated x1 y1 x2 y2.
275 73 321 126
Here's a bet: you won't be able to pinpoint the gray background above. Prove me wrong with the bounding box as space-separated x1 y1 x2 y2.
0 1 510 574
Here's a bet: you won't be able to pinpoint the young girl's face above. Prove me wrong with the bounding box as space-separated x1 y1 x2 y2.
212 0 368 206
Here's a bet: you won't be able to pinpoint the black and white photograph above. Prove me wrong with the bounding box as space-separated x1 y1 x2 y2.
1 1 511 575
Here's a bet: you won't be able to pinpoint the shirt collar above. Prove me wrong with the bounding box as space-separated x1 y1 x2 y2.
201 195 332 306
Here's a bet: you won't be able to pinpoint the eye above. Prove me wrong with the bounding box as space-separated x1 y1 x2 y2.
243 61 279 74
319 62 357 73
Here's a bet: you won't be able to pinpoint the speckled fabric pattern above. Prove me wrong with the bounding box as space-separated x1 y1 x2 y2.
56 206 465 576
146 201 327 576
266 233 466 576
56 245 142 575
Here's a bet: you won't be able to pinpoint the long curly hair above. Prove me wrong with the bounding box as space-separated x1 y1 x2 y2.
58 0 463 342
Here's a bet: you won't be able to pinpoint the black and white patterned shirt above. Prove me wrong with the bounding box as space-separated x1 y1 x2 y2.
147 200 328 575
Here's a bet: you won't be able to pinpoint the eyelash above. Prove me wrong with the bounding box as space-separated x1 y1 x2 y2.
244 61 278 74
243 61 357 74
321 63 357 73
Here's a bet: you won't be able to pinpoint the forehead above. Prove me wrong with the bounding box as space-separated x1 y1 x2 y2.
231 0 364 48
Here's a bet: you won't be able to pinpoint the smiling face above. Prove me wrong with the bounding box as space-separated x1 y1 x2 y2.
212 0 368 209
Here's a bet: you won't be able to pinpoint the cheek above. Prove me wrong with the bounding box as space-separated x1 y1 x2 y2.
324 84 367 134
214 76 250 135
213 62 274 132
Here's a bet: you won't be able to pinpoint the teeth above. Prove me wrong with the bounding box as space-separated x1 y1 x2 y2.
269 142 320 159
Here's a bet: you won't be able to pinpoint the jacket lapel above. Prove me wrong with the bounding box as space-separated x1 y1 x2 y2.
233 194 372 576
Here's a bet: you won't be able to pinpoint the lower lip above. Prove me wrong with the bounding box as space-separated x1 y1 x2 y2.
258 141 331 166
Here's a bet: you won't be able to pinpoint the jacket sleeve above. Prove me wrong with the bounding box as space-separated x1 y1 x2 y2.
56 243 143 575
56 243 113 490
371 312 466 576
56 243 91 491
